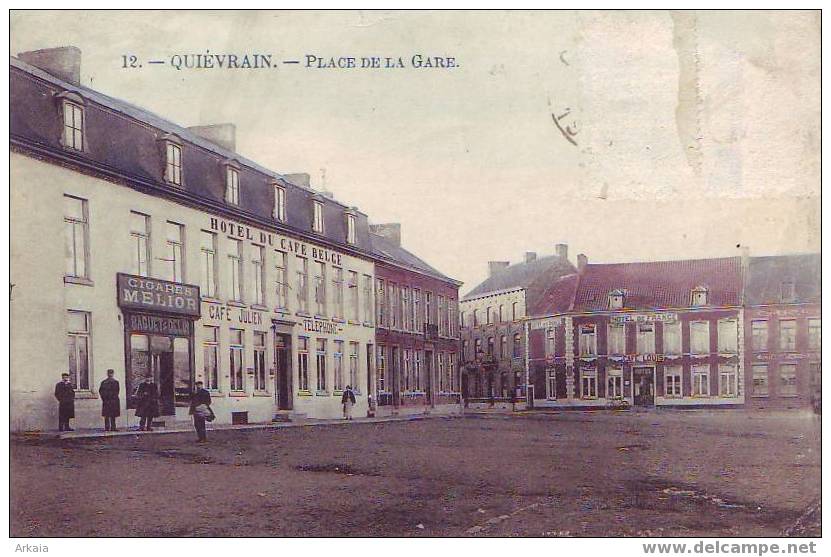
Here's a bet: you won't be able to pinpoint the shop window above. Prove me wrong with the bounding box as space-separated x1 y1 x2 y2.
692 365 710 397
316 338 327 392
66 310 91 390
202 326 219 391
664 366 682 397
229 329 244 392
129 211 151 277
607 323 625 355
200 231 218 298
779 364 798 396
719 364 738 397
663 321 681 355
297 337 310 391
63 195 89 279
752 364 769 396
751 320 768 351
607 367 623 399
779 320 797 351
254 331 267 392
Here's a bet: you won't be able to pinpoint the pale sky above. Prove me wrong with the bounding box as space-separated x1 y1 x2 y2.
10 10 820 294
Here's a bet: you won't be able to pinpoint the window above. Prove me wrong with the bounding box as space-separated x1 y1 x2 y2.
165 142 182 185
274 251 288 310
63 195 89 279
808 319 821 350
62 100 84 151
513 333 522 358
346 213 357 244
472 309 479 327
316 339 327 391
164 222 185 282
752 364 769 396
332 267 344 319
608 291 624 309
809 362 821 392
462 340 469 361
349 342 359 390
581 366 597 399
228 239 243 302
486 306 493 325
414 350 423 390
486 337 495 357
546 329 557 356
202 326 219 390
448 353 456 391
690 321 710 354
274 185 286 221
719 364 737 397
250 246 265 306
200 231 218 298
474 338 482 358
229 329 244 392
298 337 310 391
779 320 797 351
717 319 738 353
413 289 422 331
665 366 682 397
402 287 411 331
780 281 796 303
312 200 325 233
498 305 504 323
691 287 708 306
333 340 344 391
129 212 151 277
512 302 518 321
751 321 768 351
225 166 240 205
376 279 386 327
313 262 327 315
376 345 387 392
607 367 623 399
347 271 360 322
296 257 309 313
546 369 557 399
608 323 625 355
389 283 399 329
579 325 597 356
438 352 446 391
500 335 507 359
663 321 681 355
362 274 373 324
425 292 433 326
403 349 412 391
438 295 447 335
254 331 267 391
692 365 710 397
66 310 91 390
636 323 655 353
779 364 798 396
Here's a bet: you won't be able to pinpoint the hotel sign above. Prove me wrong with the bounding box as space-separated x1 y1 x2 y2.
117 274 201 318
610 312 677 324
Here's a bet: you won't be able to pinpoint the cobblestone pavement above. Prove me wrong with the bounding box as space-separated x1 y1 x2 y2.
11 410 820 537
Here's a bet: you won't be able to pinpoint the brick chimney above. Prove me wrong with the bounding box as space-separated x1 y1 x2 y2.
524 252 537 263
370 223 401 247
18 46 81 86
555 243 568 260
284 173 311 188
577 253 588 274
488 261 510 277
187 123 236 152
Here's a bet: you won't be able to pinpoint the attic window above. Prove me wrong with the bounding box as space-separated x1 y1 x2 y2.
224 161 241 205
608 289 625 309
691 286 708 307
56 91 85 152
345 211 357 245
312 200 325 234
161 134 183 186
780 281 796 303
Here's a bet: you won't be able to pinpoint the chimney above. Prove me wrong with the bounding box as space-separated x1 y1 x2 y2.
187 123 236 152
524 252 537 263
555 243 569 260
284 173 311 189
370 223 401 247
577 253 588 274
18 46 81 86
488 261 510 277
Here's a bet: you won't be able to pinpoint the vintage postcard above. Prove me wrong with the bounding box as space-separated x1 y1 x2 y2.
7 8 822 549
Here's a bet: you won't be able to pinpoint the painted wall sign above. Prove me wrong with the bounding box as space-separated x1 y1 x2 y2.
209 217 343 266
124 312 193 336
752 307 817 318
622 353 665 363
117 273 201 317
610 312 678 324
205 303 264 326
753 352 806 361
303 318 343 335
531 317 564 330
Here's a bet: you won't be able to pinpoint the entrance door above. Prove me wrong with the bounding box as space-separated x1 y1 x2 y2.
274 334 292 410
632 367 655 407
156 352 175 416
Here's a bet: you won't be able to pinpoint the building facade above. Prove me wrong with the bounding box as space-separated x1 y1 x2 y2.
10 47 459 431
743 254 821 409
370 224 463 416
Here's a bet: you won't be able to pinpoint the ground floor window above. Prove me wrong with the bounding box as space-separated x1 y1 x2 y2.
414 350 423 391
581 367 597 399
692 365 710 397
316 339 327 392
664 366 682 397
376 345 386 392
67 310 91 390
779 363 797 396
403 349 412 391
202 326 219 390
298 337 309 391
229 329 244 392
752 364 769 396
719 364 737 397
333 340 344 391
349 342 359 389
809 361 821 392
546 369 557 399
254 331 267 392
438 352 446 391
607 367 623 399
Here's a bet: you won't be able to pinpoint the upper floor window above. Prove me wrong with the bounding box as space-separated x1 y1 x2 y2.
780 281 796 303
717 319 738 353
636 323 655 353
60 95 85 151
164 221 185 283
472 309 479 327
808 318 821 350
312 200 325 233
512 302 520 321
779 320 797 351
498 305 504 323
608 290 625 309
513 333 522 358
129 211 151 277
579 324 597 356
691 286 708 307
545 328 557 356
346 213 357 244
64 195 89 279
663 320 682 355
273 184 286 221
486 306 493 325
690 320 710 354
163 136 183 186
751 320 768 351
225 163 240 205
607 323 625 355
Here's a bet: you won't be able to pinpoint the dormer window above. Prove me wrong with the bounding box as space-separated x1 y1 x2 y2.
273 183 286 221
224 161 240 205
780 281 796 303
691 286 708 306
608 289 625 309
346 212 357 244
312 200 325 233
57 91 85 151
162 134 183 186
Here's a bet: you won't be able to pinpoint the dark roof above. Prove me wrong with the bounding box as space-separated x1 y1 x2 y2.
529 273 579 316
572 256 742 312
369 233 459 284
746 253 820 305
463 255 576 302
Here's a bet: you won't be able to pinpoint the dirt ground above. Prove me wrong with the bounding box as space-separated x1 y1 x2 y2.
10 410 821 537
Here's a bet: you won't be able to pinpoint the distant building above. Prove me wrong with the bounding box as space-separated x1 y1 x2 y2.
459 245 575 407
743 254 821 409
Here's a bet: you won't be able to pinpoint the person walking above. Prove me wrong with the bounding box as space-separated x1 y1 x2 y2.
189 381 213 443
99 369 120 432
341 384 356 420
135 376 159 431
54 373 75 432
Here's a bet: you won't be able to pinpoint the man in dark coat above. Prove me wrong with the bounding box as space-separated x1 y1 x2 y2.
188 381 213 442
54 373 75 431
99 369 120 432
135 376 159 431
341 385 356 420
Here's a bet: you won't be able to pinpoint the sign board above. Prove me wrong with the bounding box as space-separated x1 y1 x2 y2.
117 273 201 317
610 312 677 324
303 318 344 335
205 303 264 326
124 313 193 336
530 317 564 330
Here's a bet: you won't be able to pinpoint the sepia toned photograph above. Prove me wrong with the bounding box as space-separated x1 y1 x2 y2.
7 8 821 545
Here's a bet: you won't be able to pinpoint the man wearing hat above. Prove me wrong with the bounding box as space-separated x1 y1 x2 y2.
54 373 75 431
99 369 121 431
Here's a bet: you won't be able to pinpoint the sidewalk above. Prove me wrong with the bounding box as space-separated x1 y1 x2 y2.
15 412 464 440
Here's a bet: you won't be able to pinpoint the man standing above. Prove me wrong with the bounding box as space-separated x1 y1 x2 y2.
99 369 120 432
341 384 356 420
189 381 213 443
54 373 75 432
135 376 159 431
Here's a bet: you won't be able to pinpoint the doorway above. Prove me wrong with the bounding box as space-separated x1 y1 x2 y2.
632 366 655 407
274 333 292 411
128 334 189 416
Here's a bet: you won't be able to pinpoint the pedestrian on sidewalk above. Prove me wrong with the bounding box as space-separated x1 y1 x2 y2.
99 369 120 432
342 385 356 420
189 381 214 442
54 373 75 432
135 376 159 431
